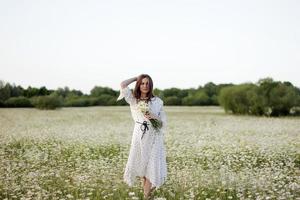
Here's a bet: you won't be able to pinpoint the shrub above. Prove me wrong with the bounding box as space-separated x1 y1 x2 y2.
182 91 209 106
95 94 116 106
0 100 4 107
219 80 300 116
290 107 300 116
31 95 63 110
4 96 32 107
268 83 299 116
218 84 255 114
64 97 91 107
246 87 267 116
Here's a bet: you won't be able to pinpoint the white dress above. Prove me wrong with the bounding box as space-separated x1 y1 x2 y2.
117 86 167 189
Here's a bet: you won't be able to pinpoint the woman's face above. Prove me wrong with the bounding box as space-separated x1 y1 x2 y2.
140 77 150 94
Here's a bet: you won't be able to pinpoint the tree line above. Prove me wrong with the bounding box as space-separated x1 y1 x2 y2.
0 78 299 116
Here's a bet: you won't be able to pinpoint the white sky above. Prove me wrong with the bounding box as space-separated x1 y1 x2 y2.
1 0 299 94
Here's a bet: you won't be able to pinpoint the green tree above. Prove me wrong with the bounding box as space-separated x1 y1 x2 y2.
163 88 181 97
24 86 40 98
182 91 209 106
268 83 298 116
38 86 50 96
0 82 11 101
218 84 255 114
203 82 217 97
164 96 181 105
90 86 117 97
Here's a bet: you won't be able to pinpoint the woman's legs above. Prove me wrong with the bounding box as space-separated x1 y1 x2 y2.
142 176 146 187
143 177 156 199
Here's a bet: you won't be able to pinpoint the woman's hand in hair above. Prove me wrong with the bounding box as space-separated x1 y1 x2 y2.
136 74 144 81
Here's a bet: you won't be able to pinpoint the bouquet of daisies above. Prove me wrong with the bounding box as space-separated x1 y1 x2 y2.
137 100 162 132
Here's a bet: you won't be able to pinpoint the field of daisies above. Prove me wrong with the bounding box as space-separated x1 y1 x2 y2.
0 106 299 200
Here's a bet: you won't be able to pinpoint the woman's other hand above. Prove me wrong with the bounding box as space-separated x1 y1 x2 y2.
144 112 158 120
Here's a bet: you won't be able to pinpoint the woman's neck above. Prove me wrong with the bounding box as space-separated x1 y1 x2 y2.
140 93 148 99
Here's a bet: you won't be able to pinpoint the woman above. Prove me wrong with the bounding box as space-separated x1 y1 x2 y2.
117 74 167 199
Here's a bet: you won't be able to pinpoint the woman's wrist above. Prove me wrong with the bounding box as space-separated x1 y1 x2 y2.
153 114 160 120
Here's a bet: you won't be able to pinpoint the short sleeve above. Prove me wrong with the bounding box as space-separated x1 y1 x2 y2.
116 86 135 104
158 99 167 132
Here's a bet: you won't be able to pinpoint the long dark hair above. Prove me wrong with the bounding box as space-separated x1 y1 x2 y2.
133 74 155 103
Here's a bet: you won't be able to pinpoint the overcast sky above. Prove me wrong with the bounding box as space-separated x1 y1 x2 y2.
1 0 299 94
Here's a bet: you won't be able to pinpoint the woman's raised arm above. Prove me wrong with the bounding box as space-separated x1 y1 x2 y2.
120 76 138 89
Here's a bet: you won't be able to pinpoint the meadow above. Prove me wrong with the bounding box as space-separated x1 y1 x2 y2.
0 106 299 200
